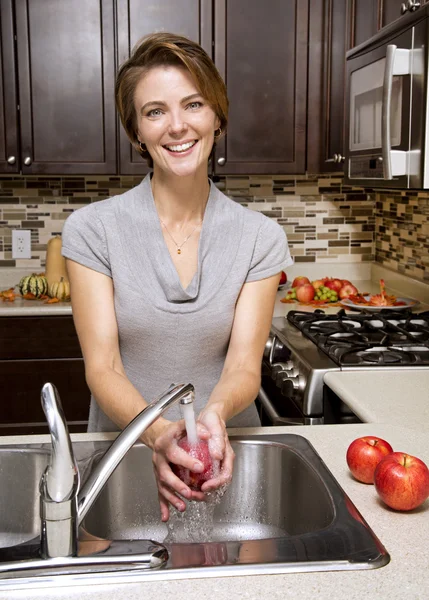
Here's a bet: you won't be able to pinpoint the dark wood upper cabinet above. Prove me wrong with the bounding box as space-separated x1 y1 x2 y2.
14 0 117 174
307 0 417 174
116 0 213 175
213 0 308 175
0 0 19 173
307 0 351 173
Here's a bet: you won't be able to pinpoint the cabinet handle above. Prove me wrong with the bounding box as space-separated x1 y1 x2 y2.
217 157 226 166
7 156 16 165
23 156 32 166
401 0 420 14
325 153 345 164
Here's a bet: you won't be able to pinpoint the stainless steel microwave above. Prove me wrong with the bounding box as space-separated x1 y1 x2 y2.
344 6 429 189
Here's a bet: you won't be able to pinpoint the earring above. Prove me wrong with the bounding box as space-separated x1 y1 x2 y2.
214 128 222 139
138 141 148 154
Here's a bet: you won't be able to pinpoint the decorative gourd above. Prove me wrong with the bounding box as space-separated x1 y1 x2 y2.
45 235 68 286
18 273 48 298
48 277 70 301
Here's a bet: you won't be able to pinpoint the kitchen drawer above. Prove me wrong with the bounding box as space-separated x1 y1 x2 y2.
0 316 82 360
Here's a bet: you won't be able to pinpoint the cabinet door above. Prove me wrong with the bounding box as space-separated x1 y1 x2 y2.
213 0 308 175
15 0 116 175
0 0 19 173
307 0 350 173
0 359 90 435
117 0 213 175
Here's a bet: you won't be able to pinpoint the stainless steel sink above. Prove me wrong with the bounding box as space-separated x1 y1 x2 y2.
0 434 389 587
84 437 335 541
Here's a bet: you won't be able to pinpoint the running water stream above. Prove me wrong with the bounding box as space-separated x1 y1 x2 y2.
181 398 198 445
165 394 228 543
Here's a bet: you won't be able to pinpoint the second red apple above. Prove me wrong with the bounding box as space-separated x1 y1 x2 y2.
374 452 429 511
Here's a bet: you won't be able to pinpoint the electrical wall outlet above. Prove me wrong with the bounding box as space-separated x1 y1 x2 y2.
12 229 32 259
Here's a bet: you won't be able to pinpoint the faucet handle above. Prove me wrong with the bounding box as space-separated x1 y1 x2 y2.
41 383 79 502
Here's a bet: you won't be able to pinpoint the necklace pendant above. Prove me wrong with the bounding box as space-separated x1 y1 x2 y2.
177 248 181 255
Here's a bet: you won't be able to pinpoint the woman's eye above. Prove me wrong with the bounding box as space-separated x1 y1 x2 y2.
188 101 202 110
147 108 163 117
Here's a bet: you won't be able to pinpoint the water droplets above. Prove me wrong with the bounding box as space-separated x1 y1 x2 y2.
164 485 229 543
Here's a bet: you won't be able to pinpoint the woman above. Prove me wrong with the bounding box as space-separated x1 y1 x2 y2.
62 32 293 521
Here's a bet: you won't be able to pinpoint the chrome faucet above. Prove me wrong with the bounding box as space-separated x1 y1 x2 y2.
40 384 80 558
40 381 195 559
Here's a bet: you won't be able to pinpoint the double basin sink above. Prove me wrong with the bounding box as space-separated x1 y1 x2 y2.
0 433 389 587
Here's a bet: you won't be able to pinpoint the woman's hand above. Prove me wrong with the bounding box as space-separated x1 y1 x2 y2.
197 409 235 492
151 420 211 522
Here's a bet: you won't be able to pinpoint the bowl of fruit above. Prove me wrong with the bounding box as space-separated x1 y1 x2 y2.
281 276 359 306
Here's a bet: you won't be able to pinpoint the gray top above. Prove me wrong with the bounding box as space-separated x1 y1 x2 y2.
62 174 293 431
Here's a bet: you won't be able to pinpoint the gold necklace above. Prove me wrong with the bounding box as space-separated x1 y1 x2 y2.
160 219 201 254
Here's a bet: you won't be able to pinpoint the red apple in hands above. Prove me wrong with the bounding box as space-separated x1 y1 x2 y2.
296 283 315 303
339 283 359 299
374 452 429 511
279 271 287 285
292 276 310 288
346 436 393 484
171 437 214 491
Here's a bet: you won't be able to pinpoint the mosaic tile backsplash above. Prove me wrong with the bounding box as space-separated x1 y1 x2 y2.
0 173 427 283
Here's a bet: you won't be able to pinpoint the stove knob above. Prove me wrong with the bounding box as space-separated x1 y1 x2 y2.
275 371 293 388
271 362 294 380
281 375 305 396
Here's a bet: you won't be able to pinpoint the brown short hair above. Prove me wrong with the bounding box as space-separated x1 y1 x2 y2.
115 32 228 168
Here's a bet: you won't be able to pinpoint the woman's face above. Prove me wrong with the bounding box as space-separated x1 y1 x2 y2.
134 65 220 178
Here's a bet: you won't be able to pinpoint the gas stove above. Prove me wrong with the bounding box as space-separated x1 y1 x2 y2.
259 308 429 426
287 309 429 367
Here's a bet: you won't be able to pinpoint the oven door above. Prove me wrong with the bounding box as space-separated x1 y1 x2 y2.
344 21 425 188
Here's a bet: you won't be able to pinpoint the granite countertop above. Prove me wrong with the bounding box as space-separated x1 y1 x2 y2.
3 265 428 317
324 371 429 431
0 423 427 600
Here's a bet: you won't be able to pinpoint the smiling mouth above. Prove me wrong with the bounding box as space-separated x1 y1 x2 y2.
163 140 198 153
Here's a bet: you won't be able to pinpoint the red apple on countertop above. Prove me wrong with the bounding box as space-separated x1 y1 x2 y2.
324 278 343 293
279 271 287 286
292 276 310 288
296 283 316 303
374 452 429 511
171 437 214 491
346 436 394 484
339 283 359 299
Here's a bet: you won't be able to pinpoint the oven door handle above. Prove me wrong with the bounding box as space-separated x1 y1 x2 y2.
258 386 305 426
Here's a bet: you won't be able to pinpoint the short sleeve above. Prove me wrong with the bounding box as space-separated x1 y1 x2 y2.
61 204 112 278
245 217 293 283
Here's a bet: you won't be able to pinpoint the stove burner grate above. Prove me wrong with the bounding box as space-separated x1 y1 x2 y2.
287 309 429 367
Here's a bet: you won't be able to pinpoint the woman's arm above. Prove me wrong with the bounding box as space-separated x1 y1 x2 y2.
66 259 167 444
67 259 208 516
198 272 280 490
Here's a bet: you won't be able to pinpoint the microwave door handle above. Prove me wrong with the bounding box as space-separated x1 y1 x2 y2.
382 44 396 180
